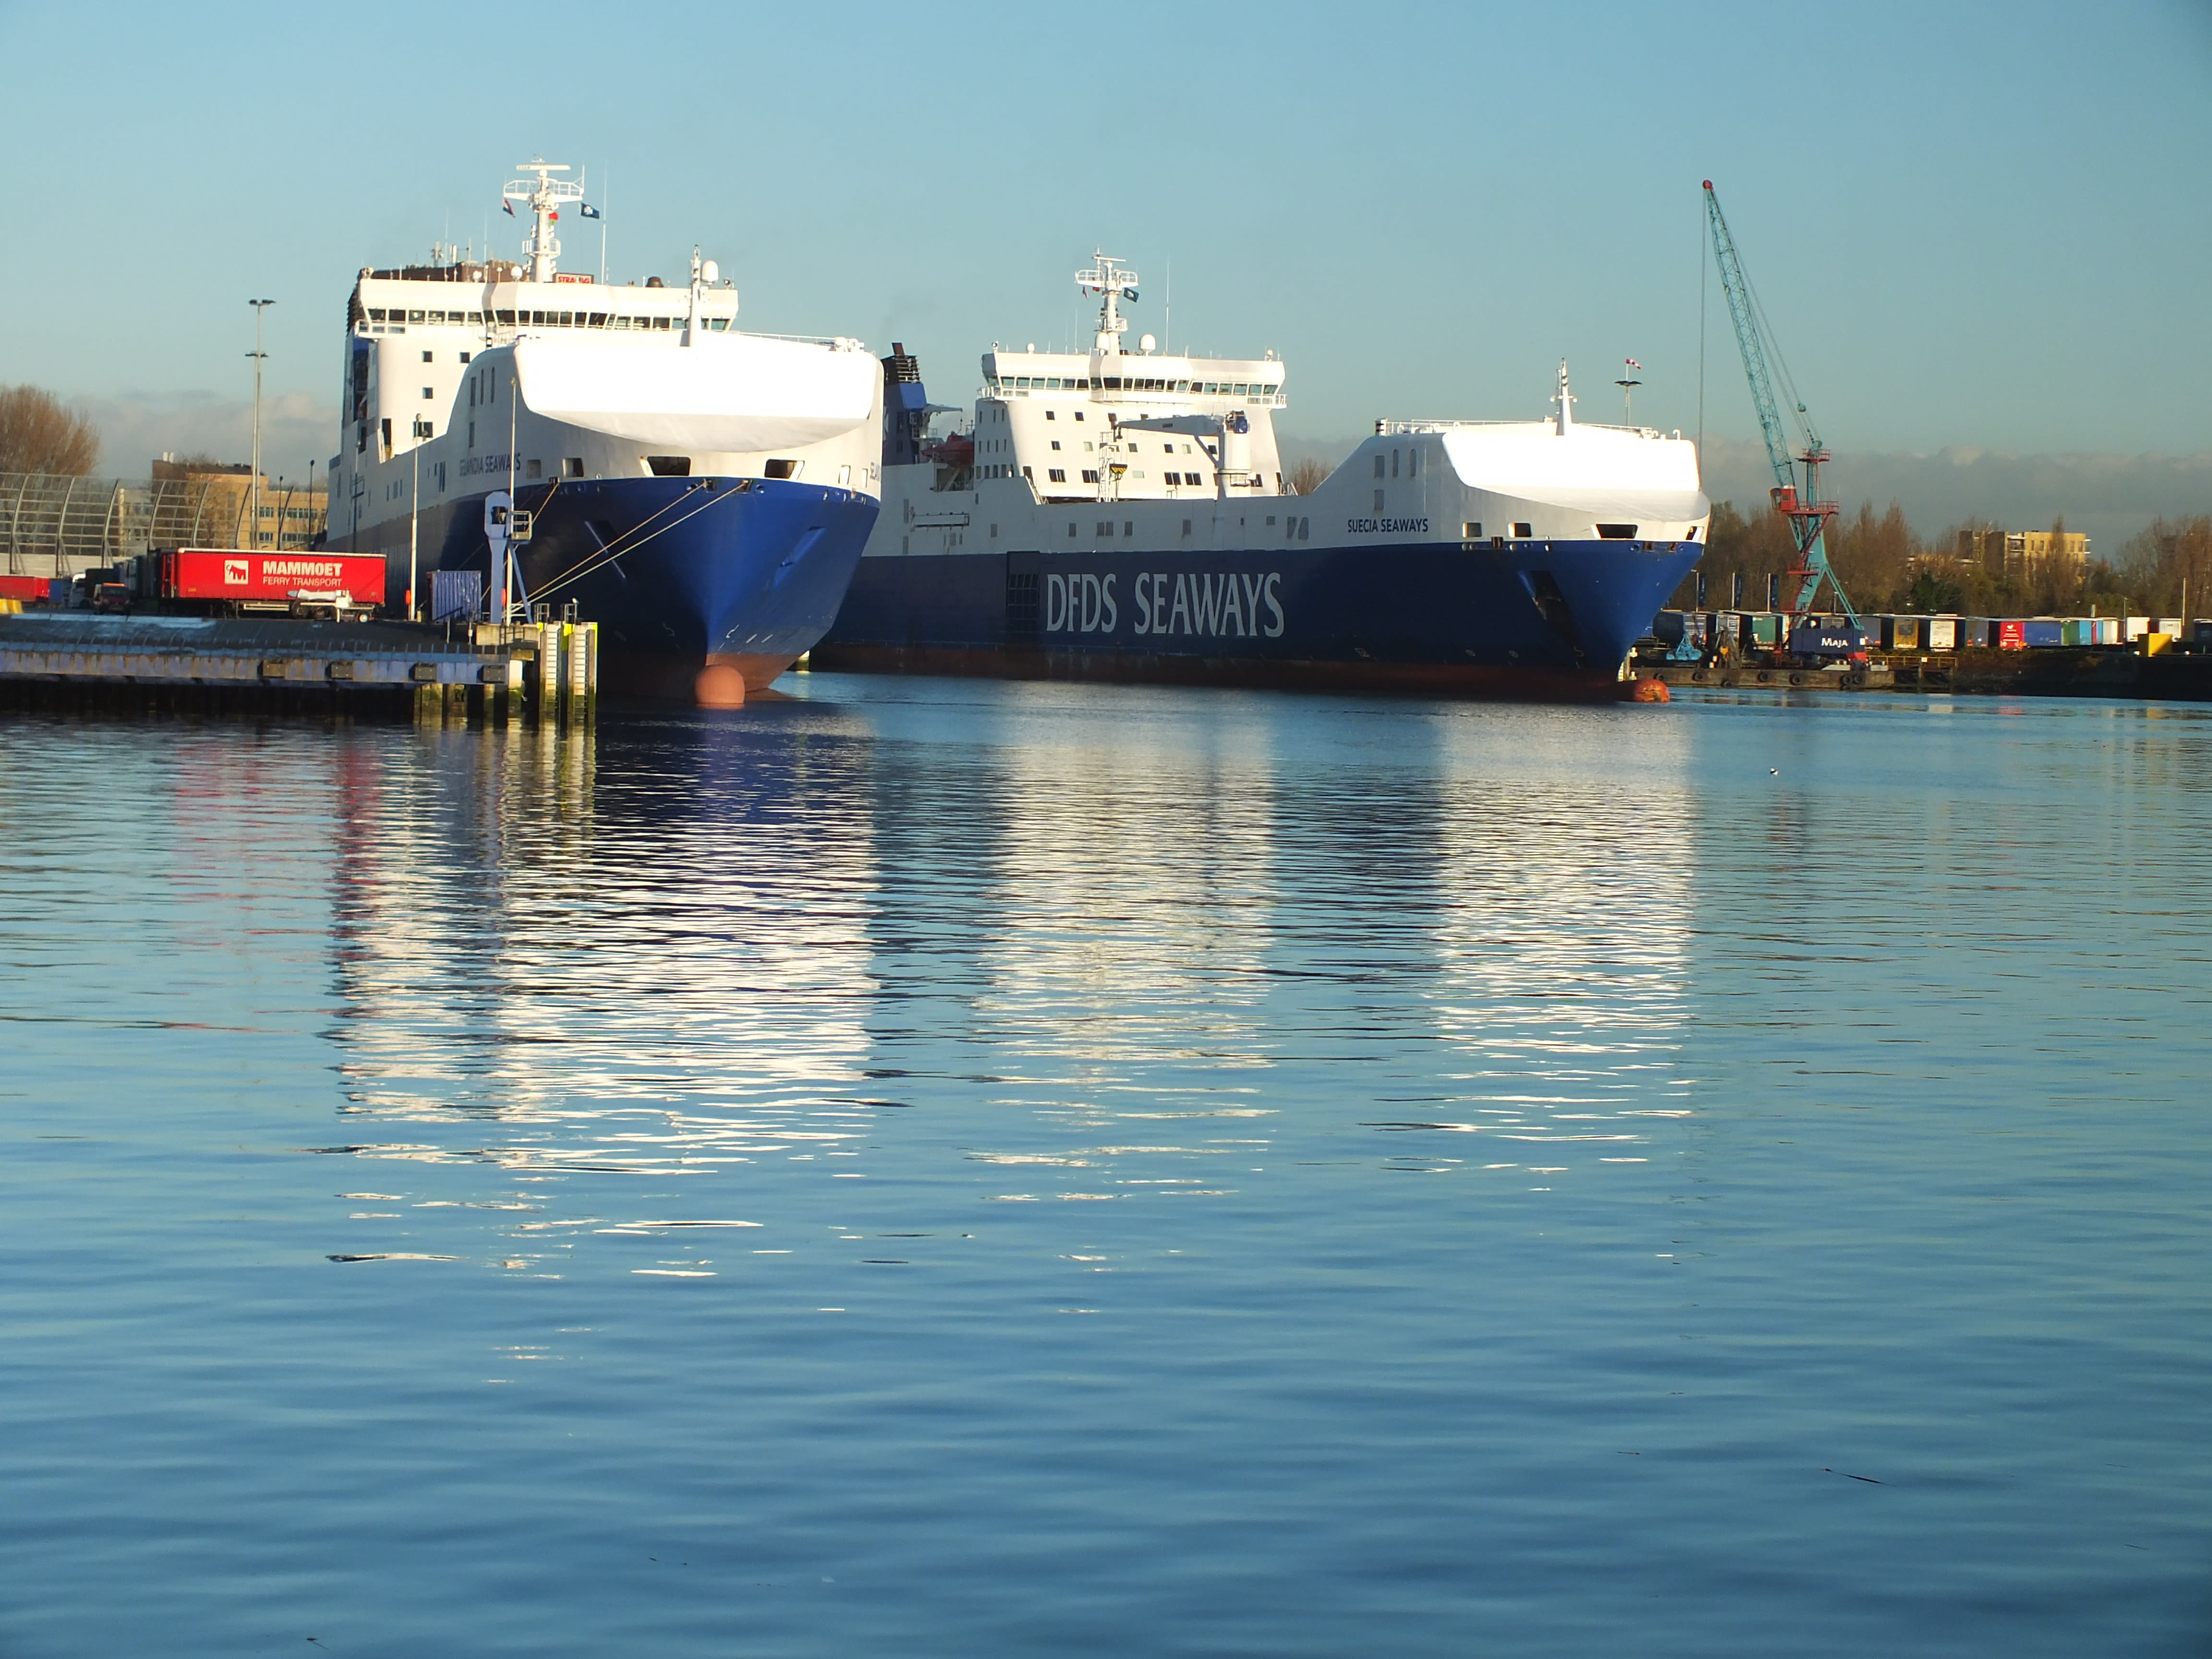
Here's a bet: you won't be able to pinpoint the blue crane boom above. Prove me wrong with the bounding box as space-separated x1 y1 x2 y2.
1702 180 1858 626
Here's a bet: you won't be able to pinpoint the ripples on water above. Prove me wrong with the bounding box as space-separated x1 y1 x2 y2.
1 679 2208 1656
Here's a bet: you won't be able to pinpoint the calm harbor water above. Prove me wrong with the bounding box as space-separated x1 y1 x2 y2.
1 675 2208 1656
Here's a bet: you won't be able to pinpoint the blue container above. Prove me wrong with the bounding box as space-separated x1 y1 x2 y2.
430 568 482 623
1790 623 1865 660
2022 619 2064 649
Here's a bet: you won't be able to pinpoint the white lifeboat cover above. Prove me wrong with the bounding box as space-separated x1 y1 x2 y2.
1442 424 1709 520
513 333 877 452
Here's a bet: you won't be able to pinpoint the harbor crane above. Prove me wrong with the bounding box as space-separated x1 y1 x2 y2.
1703 180 1859 626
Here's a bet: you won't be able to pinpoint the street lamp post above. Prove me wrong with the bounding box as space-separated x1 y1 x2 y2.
248 299 276 547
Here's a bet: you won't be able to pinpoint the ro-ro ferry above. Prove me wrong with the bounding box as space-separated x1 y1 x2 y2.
328 161 881 701
815 255 1707 697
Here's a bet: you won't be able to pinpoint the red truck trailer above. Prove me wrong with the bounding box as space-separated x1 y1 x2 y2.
157 550 385 616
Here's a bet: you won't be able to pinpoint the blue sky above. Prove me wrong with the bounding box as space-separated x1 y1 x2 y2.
1 0 2206 478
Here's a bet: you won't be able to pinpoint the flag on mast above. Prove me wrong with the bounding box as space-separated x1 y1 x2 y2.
579 203 601 219
502 198 516 216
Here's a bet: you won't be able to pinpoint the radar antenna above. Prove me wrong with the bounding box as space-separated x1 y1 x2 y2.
1076 252 1140 356
504 160 583 284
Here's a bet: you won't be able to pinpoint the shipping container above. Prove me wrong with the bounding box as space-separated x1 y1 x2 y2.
1887 616 1923 651
1649 611 1686 646
430 568 482 624
1750 613 1781 646
2022 619 2063 648
1997 619 2027 649
2062 619 2091 647
1790 622 1865 660
158 549 385 609
1927 616 1958 651
2125 615 2152 642
2094 618 2119 646
0 575 48 603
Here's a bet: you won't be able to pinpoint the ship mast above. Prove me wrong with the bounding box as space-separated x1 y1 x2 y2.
1076 252 1139 356
504 160 582 283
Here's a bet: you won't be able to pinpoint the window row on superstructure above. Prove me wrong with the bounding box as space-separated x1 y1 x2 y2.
986 372 1283 402
358 305 729 335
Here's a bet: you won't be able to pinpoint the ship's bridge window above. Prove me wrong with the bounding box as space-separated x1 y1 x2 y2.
422 350 434 363
1074 411 1084 421
496 309 517 325
409 310 425 323
1046 409 1056 420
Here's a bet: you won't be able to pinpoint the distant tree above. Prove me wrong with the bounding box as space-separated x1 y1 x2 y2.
1668 497 1795 609
2117 515 2212 617
1286 457 1329 496
1905 568 1962 613
0 385 99 476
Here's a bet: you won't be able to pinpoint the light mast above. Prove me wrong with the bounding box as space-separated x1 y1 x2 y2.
1076 253 1139 356
504 160 583 283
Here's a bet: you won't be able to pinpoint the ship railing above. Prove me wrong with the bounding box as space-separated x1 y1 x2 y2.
1375 418 1666 438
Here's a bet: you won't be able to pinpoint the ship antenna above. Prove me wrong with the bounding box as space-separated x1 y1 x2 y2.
1554 360 1575 435
1076 251 1139 357
503 159 581 283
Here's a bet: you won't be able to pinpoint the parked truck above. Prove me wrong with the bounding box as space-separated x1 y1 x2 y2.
155 549 386 618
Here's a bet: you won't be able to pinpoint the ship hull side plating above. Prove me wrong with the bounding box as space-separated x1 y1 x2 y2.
352 476 878 694
817 537 1700 698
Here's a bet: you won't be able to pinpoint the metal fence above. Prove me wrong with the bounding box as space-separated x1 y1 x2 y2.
1 473 328 577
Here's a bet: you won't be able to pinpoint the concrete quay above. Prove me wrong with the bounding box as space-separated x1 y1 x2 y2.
0 613 596 725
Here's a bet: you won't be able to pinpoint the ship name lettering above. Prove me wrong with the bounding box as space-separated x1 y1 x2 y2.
1051 570 1284 639
1345 517 1430 535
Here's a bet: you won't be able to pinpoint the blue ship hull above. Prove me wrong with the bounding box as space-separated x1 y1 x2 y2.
816 537 1698 698
342 476 879 697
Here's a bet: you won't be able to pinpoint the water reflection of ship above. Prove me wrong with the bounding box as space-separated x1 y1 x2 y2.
322 721 885 1179
845 691 1699 1180
299 696 1699 1204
